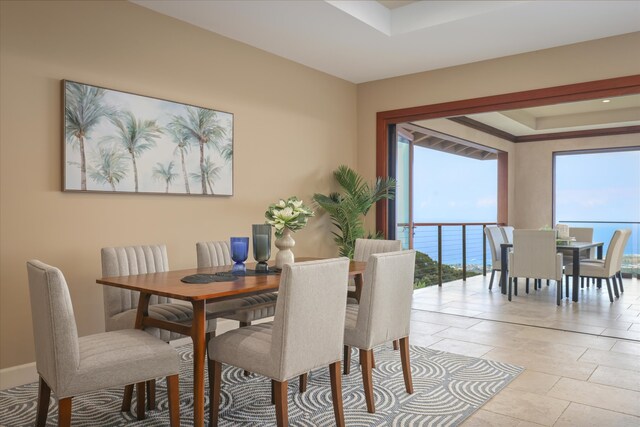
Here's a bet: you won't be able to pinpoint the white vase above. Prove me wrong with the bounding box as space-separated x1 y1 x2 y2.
275 228 295 268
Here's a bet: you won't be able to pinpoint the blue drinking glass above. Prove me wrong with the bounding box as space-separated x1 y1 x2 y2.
230 237 249 273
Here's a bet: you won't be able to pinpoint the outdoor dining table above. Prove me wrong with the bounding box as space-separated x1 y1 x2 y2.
97 258 367 427
499 241 604 302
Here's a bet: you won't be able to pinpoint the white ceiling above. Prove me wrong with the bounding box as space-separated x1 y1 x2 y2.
132 0 640 83
460 94 640 136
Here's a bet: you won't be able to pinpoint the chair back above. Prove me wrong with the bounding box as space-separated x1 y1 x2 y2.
485 226 505 267
26 260 80 393
100 245 171 331
569 227 594 243
614 229 632 271
606 229 629 274
356 250 416 349
500 226 514 244
353 238 402 262
196 241 232 268
271 258 349 380
511 230 560 280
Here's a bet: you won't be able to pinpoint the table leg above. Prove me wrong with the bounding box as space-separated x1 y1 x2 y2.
191 300 206 427
500 245 508 295
353 274 363 303
572 249 580 302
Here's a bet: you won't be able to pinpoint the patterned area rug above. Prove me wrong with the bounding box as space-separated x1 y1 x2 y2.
0 343 522 426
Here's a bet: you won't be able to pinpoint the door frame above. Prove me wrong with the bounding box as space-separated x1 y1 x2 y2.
376 74 640 236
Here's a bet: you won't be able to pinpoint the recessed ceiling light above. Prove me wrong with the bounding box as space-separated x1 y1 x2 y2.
602 99 611 103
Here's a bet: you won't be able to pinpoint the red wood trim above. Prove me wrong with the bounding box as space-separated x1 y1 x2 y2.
448 117 517 142
375 75 640 235
515 125 640 143
497 152 508 225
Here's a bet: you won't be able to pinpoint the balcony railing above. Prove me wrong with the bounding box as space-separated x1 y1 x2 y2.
397 222 500 287
558 220 639 277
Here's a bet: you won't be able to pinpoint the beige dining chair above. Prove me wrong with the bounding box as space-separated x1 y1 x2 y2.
567 229 628 302
343 250 416 414
484 226 505 290
508 230 563 305
207 258 350 427
196 241 277 326
27 260 180 427
349 238 402 303
101 244 217 411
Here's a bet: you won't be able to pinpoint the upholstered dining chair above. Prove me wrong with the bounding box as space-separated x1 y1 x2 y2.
343 250 416 414
27 260 180 427
349 238 402 304
101 244 217 411
508 230 563 305
499 225 514 243
196 241 277 328
208 258 350 427
566 229 628 302
484 226 505 290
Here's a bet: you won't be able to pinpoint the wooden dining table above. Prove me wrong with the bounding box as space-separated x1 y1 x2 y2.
97 258 367 427
499 241 603 302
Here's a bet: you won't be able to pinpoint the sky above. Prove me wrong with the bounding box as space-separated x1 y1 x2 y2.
411 146 497 223
555 150 640 223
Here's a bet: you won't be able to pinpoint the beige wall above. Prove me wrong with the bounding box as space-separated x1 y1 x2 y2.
357 32 640 230
514 135 639 230
0 1 357 368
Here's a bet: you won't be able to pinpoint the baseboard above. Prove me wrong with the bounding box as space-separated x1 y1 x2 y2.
0 362 38 390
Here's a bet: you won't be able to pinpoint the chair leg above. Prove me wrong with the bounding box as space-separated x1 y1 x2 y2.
489 269 495 290
166 374 180 427
136 382 146 421
581 277 585 288
343 345 351 375
618 271 624 292
121 384 134 412
271 380 276 405
525 278 529 294
299 373 308 393
399 337 413 394
508 277 512 301
393 340 399 351
209 360 221 427
611 275 620 298
329 362 345 427
36 376 51 427
274 380 289 427
514 278 518 296
565 275 570 298
546 279 550 287
605 278 614 302
557 278 562 306
57 397 72 427
360 349 375 413
146 379 156 410
239 322 252 376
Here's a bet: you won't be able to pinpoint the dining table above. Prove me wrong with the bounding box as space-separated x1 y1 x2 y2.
97 257 367 427
499 241 604 302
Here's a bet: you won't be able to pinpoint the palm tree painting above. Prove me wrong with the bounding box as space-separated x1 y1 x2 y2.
65 82 115 190
112 112 162 192
88 146 128 192
152 161 179 193
172 107 228 195
63 80 233 195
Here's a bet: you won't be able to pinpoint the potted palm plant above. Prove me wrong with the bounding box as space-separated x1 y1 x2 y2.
313 165 395 259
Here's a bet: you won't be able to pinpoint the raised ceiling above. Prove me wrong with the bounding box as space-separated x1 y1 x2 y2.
132 1 640 83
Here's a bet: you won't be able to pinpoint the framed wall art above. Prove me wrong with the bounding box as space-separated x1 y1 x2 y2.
63 80 233 196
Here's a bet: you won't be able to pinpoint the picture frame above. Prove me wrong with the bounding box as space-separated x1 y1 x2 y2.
62 80 234 196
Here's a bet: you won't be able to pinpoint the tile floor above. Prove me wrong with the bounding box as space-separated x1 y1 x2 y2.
408 274 640 426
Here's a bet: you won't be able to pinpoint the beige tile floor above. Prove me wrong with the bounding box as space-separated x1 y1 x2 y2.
408 274 640 426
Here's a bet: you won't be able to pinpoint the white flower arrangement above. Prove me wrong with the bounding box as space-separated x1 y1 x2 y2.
265 196 314 238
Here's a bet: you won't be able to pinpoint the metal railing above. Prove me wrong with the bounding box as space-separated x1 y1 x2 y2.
397 222 501 286
559 220 639 277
